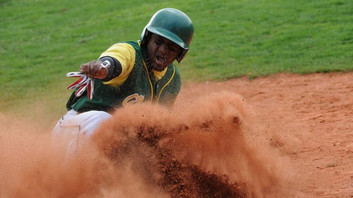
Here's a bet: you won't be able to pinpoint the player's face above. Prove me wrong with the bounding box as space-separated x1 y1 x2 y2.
147 34 181 71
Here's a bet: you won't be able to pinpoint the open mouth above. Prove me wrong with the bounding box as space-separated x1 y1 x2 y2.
155 55 167 66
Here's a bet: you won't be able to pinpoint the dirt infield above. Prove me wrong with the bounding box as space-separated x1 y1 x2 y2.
179 72 353 197
0 72 353 197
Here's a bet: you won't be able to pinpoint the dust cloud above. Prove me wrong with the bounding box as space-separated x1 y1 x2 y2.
0 91 291 197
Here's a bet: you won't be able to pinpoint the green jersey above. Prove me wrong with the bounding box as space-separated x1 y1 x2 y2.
66 41 181 113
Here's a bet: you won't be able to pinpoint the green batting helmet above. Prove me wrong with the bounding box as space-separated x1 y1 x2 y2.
140 8 194 62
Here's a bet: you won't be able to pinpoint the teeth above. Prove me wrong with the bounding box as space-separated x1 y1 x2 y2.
159 57 165 61
157 56 166 62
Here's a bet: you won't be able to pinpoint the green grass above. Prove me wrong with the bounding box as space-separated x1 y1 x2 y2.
1 0 353 114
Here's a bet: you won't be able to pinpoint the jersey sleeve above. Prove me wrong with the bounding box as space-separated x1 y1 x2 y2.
99 43 135 87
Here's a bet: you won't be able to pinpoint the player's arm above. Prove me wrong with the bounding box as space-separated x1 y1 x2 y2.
79 57 122 81
99 56 122 81
80 43 135 85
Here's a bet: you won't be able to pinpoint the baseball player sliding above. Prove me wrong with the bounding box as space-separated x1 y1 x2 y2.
52 8 194 153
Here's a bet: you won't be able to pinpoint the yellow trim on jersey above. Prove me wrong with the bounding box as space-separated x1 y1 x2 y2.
99 43 135 87
142 59 154 101
157 64 176 102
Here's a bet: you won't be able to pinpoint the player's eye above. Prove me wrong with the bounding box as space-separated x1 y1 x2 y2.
155 39 163 46
168 45 180 55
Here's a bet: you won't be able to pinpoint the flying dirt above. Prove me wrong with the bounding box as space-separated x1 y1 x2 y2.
0 90 290 198
2 73 353 197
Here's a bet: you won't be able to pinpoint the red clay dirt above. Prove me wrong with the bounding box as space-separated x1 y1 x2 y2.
0 72 353 197
178 72 353 198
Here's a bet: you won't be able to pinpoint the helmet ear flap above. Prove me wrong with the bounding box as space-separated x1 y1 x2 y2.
177 49 188 63
141 30 151 46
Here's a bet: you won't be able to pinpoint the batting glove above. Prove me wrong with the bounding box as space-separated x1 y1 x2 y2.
66 72 94 100
66 60 110 100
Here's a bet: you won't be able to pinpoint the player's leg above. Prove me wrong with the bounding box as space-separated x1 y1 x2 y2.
52 109 112 156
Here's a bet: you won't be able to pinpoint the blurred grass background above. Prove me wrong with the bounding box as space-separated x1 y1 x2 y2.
1 0 353 122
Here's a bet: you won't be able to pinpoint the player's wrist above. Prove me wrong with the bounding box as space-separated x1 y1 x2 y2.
99 56 122 81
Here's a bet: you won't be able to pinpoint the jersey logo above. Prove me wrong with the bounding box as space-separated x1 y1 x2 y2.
122 93 144 106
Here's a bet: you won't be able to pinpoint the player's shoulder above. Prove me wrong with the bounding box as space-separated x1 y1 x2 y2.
108 42 135 51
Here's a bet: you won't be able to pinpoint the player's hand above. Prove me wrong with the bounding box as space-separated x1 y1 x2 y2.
80 60 108 79
66 72 94 100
